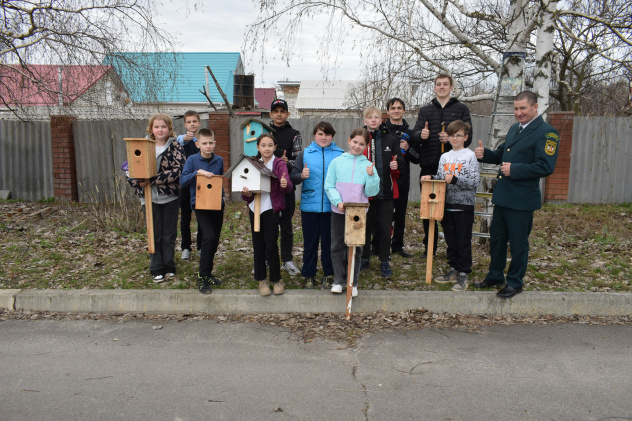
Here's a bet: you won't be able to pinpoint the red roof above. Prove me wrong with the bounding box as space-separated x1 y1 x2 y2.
255 88 276 109
0 64 114 106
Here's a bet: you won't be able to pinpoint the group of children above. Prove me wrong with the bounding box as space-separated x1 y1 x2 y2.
126 97 480 296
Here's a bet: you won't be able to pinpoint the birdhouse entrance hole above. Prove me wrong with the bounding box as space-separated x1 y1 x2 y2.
134 149 142 157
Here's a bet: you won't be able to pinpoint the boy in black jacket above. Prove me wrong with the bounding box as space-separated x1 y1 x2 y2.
360 105 404 277
269 99 302 276
411 74 472 257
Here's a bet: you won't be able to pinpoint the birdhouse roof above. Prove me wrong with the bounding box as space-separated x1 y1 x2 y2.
239 118 274 132
224 154 278 179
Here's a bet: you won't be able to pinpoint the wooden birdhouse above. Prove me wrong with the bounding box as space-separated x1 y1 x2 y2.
195 175 223 210
224 154 276 193
124 138 156 179
420 180 446 221
240 119 273 157
344 203 369 247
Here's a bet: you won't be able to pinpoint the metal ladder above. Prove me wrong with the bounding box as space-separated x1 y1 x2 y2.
473 52 526 238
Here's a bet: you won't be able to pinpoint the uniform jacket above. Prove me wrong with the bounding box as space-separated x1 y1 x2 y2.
324 153 380 214
363 123 404 200
480 115 559 211
127 137 185 199
411 98 472 167
180 152 225 208
290 141 344 213
242 157 294 213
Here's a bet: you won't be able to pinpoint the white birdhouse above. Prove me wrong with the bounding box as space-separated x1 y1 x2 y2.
224 154 277 193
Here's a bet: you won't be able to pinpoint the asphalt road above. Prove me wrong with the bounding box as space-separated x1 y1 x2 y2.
1 319 631 421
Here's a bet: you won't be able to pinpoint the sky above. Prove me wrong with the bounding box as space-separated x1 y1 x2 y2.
155 0 363 88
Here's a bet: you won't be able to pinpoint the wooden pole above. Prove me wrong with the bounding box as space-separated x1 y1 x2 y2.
144 184 155 254
254 193 261 232
425 221 435 284
345 247 356 320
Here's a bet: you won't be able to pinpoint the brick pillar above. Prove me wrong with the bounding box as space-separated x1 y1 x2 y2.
545 111 574 203
50 115 78 201
208 111 231 199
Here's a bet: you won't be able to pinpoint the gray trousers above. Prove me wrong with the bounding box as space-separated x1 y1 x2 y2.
330 212 362 287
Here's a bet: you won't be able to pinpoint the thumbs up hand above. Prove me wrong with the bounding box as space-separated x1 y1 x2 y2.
280 172 288 189
421 121 430 140
389 154 398 170
281 150 288 163
301 163 310 179
475 140 484 159
366 162 375 176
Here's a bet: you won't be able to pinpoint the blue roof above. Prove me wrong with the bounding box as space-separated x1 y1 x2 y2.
104 52 243 103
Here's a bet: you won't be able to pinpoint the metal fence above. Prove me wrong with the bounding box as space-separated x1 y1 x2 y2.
568 117 632 204
1 115 630 204
0 120 53 201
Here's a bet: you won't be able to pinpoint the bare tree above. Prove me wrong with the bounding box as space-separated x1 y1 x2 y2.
0 0 175 118
245 0 632 121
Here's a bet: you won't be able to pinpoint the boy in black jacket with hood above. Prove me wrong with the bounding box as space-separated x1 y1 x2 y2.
269 99 303 276
411 74 472 257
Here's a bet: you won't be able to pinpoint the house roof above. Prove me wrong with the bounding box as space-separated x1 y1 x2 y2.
0 65 114 106
294 80 355 110
224 154 278 179
105 52 242 103
254 88 276 109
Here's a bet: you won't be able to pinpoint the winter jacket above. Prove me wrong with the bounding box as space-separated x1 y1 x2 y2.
411 98 472 167
127 137 185 199
363 123 404 200
384 119 419 190
291 141 344 213
242 157 294 213
324 153 380 214
270 121 302 183
180 152 225 208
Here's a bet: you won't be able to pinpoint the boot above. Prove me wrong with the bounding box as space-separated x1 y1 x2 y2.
258 280 272 296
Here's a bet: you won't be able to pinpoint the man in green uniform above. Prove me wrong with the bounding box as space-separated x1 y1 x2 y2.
473 91 559 298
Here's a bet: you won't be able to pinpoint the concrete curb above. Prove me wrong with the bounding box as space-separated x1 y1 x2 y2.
2 289 631 317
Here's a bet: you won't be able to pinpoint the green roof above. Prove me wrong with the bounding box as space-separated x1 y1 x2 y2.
104 52 243 103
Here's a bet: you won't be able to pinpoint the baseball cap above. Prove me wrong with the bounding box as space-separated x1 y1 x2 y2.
270 99 289 111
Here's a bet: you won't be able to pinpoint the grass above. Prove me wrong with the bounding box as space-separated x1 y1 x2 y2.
0 199 631 293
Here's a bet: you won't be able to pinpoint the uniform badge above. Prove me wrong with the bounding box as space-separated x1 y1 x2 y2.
545 132 559 156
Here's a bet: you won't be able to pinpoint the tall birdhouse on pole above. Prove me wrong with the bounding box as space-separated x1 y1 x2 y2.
420 180 446 284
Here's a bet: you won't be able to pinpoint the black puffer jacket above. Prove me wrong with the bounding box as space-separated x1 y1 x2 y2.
411 98 472 167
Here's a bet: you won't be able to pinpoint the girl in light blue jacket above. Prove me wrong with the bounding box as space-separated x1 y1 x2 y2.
291 122 344 289
324 128 380 297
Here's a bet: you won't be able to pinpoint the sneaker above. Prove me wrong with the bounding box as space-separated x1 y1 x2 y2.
281 261 300 276
209 275 223 286
360 258 370 272
352 287 358 297
273 280 285 295
435 267 457 283
452 273 469 291
166 272 175 280
153 274 164 283
303 276 317 289
181 249 191 260
197 274 212 294
258 280 271 296
320 275 334 289
380 261 392 277
331 284 343 294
